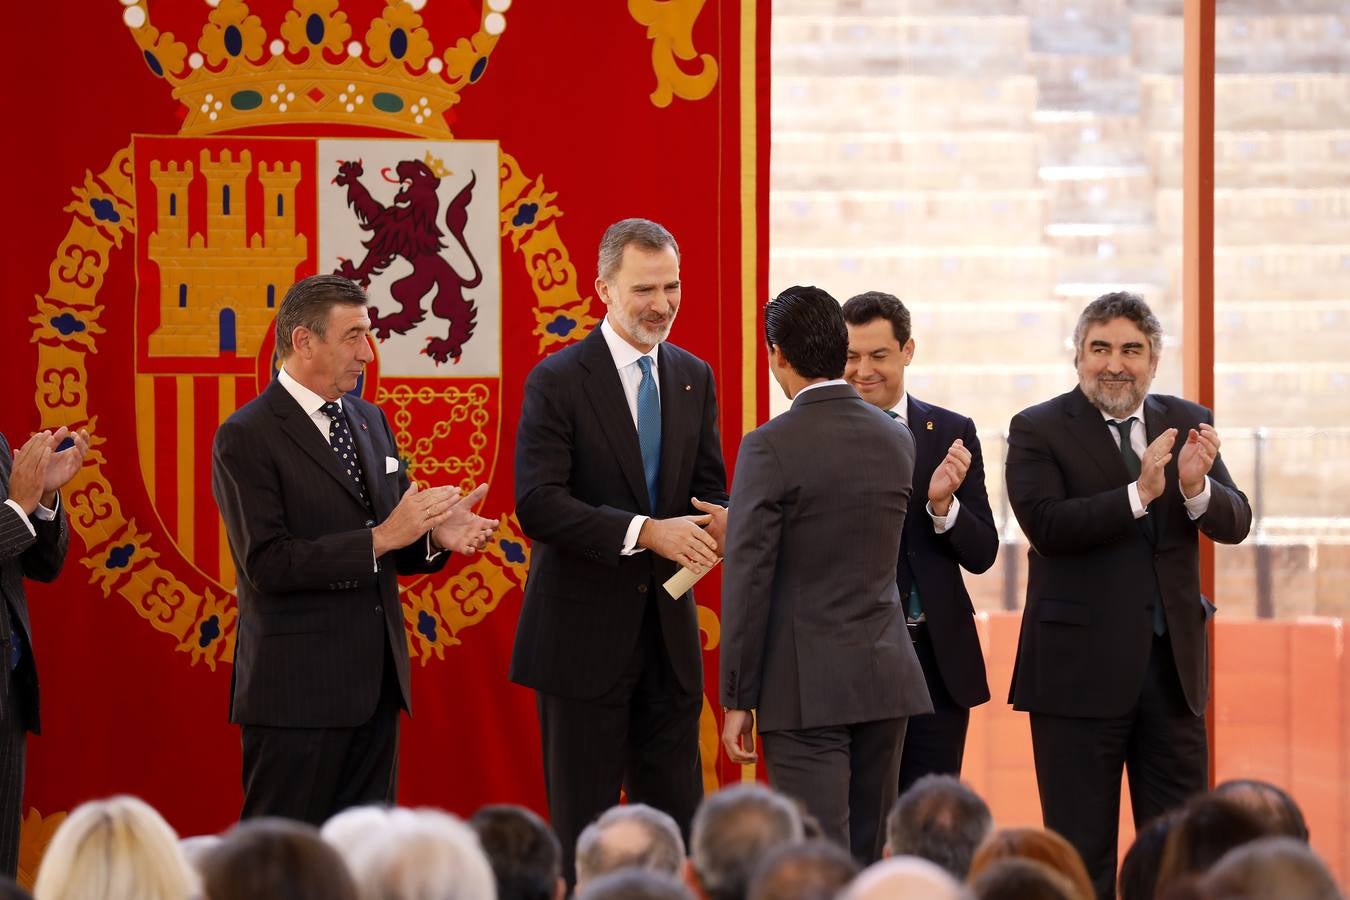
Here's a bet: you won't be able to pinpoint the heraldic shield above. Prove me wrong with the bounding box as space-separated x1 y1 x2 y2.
131 134 504 653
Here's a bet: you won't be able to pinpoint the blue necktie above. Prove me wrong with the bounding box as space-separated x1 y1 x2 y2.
320 400 371 511
636 356 662 511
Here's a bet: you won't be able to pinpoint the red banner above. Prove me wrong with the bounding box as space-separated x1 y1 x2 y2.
2 0 768 879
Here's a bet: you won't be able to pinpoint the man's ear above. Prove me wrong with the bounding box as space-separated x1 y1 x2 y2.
595 276 612 307
291 326 311 358
902 337 916 366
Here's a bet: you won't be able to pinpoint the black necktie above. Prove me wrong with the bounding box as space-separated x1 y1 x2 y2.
1113 418 1141 479
1114 417 1166 635
319 400 370 509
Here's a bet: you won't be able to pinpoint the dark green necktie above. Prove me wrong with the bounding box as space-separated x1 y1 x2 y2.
1113 418 1140 479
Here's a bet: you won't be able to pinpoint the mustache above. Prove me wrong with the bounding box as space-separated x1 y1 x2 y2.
1098 375 1135 383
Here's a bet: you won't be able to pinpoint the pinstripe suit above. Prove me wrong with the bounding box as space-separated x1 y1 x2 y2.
0 432 69 876
212 376 446 822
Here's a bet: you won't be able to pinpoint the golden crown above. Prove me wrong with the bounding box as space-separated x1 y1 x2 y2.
119 0 510 137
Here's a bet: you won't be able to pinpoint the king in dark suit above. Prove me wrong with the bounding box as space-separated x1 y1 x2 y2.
0 425 87 876
1005 292 1252 899
212 274 496 825
841 291 998 793
720 286 932 863
511 219 729 885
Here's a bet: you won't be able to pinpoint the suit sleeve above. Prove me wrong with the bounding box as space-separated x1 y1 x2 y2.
1192 410 1252 546
719 430 784 712
514 363 635 566
1006 409 1140 557
937 419 998 574
687 360 730 509
212 418 380 594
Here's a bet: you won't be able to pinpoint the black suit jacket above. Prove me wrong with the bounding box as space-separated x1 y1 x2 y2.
211 378 446 729
0 433 67 735
902 396 997 709
510 327 728 701
720 384 932 732
1005 387 1252 719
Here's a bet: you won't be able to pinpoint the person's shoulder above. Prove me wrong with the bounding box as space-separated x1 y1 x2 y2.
1014 388 1077 423
1150 393 1211 423
220 388 273 428
911 396 976 429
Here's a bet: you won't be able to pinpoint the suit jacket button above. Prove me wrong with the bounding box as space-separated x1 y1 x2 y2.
637 584 648 594
375 605 383 615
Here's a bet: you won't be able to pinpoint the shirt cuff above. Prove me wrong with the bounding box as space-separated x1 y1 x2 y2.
425 532 447 563
34 495 58 521
622 515 649 556
1127 481 1147 519
1183 475 1212 520
927 495 960 533
3 500 35 538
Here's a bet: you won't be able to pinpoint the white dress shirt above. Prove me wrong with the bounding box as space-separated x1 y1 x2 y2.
599 318 663 555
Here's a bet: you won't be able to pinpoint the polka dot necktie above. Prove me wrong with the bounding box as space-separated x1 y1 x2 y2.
319 400 370 510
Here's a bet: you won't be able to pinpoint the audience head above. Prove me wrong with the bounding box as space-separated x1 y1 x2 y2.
1118 811 1180 900
746 839 859 900
970 857 1078 900
690 783 805 900
1201 836 1340 900
575 803 685 888
321 804 394 863
178 834 222 869
840 856 968 900
1214 779 1310 842
885 774 993 879
32 794 198 900
763 285 849 383
575 868 692 900
469 804 564 900
342 807 496 900
197 817 356 900
1155 794 1269 893
968 828 1093 900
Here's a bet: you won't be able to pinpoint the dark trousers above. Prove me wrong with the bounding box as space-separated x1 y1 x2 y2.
0 658 34 878
898 624 970 794
240 642 402 826
761 716 907 863
536 598 703 887
1030 634 1208 900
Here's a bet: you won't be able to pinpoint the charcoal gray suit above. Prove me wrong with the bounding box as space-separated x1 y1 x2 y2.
720 382 932 861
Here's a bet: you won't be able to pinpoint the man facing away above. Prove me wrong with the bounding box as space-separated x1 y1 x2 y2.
1005 291 1252 899
511 218 729 885
841 291 998 792
720 285 932 863
212 273 496 824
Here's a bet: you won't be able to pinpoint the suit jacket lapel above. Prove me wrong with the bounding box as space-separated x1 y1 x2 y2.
580 329 653 515
266 380 370 508
656 345 692 517
1064 387 1133 485
906 395 939 478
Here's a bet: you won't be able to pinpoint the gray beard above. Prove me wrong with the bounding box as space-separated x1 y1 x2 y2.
1081 376 1148 418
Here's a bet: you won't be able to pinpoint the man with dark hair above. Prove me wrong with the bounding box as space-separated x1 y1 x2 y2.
1214 779 1310 842
883 774 992 879
720 285 931 862
690 783 804 900
1005 291 1252 898
469 805 565 900
212 273 496 824
842 291 997 791
575 804 685 889
747 839 860 900
511 218 729 885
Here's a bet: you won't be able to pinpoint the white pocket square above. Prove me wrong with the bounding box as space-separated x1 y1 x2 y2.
385 456 400 474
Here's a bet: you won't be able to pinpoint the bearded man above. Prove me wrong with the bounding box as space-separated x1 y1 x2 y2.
1004 292 1251 899
510 218 729 887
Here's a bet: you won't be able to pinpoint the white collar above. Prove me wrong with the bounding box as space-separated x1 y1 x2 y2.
796 378 849 398
600 316 659 371
278 366 336 417
887 392 910 423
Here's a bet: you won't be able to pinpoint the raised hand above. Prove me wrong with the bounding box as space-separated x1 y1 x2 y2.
1137 428 1178 507
371 482 464 557
41 427 89 505
927 438 972 516
7 431 53 515
1177 423 1221 498
431 483 499 554
637 514 718 572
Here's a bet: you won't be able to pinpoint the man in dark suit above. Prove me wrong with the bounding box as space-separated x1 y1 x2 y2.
0 425 87 876
841 291 998 793
212 274 496 824
720 285 932 862
511 219 729 884
1005 291 1252 899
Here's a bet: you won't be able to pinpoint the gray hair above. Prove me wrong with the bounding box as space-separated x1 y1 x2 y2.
575 804 685 887
1071 291 1163 364
691 784 804 900
596 218 679 282
274 273 367 359
886 775 993 880
342 807 497 900
1203 837 1340 900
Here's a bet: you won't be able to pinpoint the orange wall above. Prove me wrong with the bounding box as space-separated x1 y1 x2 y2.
964 613 1348 887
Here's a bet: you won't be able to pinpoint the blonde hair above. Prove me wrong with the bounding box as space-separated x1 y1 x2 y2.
33 795 198 900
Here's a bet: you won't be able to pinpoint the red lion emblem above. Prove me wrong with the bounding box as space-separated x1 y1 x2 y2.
333 158 482 364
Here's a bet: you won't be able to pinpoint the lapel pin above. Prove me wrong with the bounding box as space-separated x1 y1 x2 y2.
685 384 692 391
360 422 368 430
926 421 934 430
